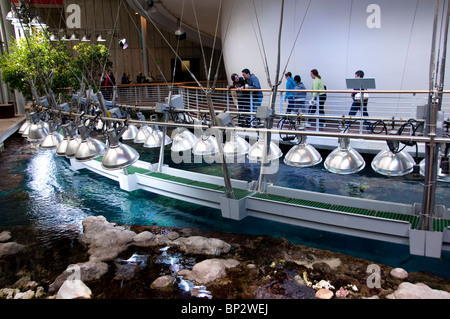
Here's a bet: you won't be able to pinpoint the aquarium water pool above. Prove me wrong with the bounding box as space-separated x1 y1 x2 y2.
0 135 449 280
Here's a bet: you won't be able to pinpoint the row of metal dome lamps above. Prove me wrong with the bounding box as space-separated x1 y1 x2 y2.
18 111 447 180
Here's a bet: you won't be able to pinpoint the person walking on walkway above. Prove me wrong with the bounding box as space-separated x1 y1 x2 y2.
309 69 327 127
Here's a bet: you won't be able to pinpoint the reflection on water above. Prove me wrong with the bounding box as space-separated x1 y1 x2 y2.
1 136 450 280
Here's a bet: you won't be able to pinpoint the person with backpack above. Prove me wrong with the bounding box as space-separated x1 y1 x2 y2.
293 75 307 114
309 69 327 127
284 72 297 114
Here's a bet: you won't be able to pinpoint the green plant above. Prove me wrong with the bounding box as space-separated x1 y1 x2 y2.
72 42 113 89
0 28 112 102
0 28 74 100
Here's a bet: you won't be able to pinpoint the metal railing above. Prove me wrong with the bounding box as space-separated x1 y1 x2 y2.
100 82 450 134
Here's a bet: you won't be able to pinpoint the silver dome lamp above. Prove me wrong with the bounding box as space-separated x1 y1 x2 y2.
171 127 198 152
40 119 63 150
192 133 219 156
133 113 153 144
64 122 82 159
324 137 365 174
19 113 32 135
143 127 172 148
248 134 283 162
223 131 251 157
372 140 416 177
56 123 71 157
284 134 322 167
27 112 49 142
419 148 450 182
102 126 140 170
121 119 139 141
74 122 106 162
133 125 153 144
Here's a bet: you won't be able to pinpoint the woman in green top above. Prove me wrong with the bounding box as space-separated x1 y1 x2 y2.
309 69 327 127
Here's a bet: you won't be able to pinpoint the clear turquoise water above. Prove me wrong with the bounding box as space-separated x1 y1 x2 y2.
1 135 450 280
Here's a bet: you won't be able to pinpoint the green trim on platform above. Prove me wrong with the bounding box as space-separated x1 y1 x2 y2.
146 172 251 200
250 192 442 231
85 159 449 232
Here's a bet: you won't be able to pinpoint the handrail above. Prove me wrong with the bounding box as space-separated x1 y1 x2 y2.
110 82 441 95
44 108 449 144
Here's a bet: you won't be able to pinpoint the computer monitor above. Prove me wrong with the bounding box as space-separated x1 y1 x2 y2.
346 78 376 90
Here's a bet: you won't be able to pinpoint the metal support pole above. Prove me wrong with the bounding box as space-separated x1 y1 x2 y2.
257 0 284 193
140 16 149 76
205 89 235 199
420 0 449 231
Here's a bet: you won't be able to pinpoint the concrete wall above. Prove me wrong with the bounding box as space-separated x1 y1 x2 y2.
221 0 443 91
30 0 225 85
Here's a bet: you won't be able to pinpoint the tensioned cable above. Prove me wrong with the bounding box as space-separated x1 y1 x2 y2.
434 0 448 89
100 0 123 87
248 0 272 87
171 0 186 87
121 2 169 85
211 0 234 90
191 0 209 85
208 0 223 89
278 0 311 86
190 0 223 89
345 0 354 78
399 0 419 96
132 0 204 90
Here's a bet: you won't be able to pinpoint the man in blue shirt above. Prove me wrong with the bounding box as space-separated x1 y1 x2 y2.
242 68 263 112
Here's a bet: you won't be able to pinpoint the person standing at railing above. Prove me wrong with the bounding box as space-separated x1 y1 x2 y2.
144 71 155 83
293 75 307 114
228 73 250 127
284 72 297 114
309 69 327 127
242 68 263 113
136 72 145 84
348 70 371 132
144 71 156 99
121 72 131 84
104 71 116 100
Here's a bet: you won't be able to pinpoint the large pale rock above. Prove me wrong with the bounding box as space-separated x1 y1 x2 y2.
150 275 174 290
56 280 92 299
49 261 108 293
0 288 19 299
0 231 11 242
175 236 231 256
315 288 334 299
387 282 450 299
14 290 35 299
182 258 240 284
390 268 408 280
0 242 25 257
133 231 156 247
81 215 136 262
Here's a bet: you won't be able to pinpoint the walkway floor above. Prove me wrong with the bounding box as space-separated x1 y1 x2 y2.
0 114 26 149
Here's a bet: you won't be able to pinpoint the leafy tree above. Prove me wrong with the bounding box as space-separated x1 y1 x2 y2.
72 42 113 90
0 28 113 102
0 28 74 100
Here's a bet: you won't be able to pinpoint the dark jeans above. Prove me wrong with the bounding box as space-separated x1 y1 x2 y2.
309 94 326 124
348 101 370 130
238 99 251 127
286 97 298 114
